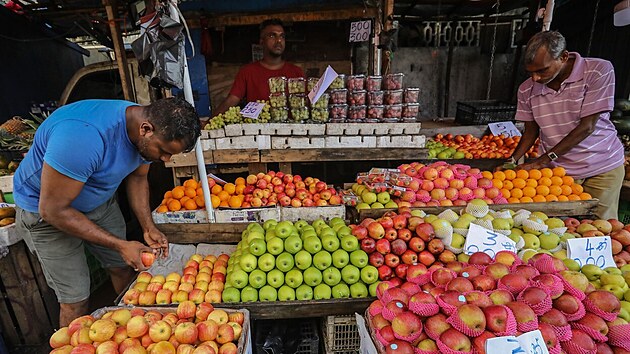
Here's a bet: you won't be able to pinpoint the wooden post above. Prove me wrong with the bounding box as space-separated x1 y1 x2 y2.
381 0 395 75
103 0 133 101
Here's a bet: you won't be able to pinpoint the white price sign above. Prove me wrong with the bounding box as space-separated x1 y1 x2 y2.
464 223 517 257
567 236 616 269
489 121 522 137
349 20 371 42
486 330 549 354
308 65 338 105
240 102 265 119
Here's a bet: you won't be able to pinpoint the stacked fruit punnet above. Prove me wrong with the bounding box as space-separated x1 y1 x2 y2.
367 251 628 354
204 100 271 130
221 218 379 303
433 133 540 159
49 303 244 354
122 254 229 306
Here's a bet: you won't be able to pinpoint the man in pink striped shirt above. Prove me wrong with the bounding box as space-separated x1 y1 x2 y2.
511 31 624 219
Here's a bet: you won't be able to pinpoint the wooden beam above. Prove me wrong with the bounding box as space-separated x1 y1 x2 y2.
103 0 133 101
156 223 247 244
260 148 429 163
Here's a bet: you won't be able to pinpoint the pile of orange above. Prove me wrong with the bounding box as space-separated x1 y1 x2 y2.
157 177 248 212
483 167 592 204
434 134 540 159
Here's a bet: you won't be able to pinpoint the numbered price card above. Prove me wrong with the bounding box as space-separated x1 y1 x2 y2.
308 65 338 105
463 223 517 258
349 20 371 42
240 102 265 119
567 236 616 269
488 121 522 137
486 330 549 354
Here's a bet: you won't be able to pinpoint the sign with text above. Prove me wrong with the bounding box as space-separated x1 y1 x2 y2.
567 236 616 269
240 102 265 119
464 223 517 257
486 330 549 354
489 121 522 137
349 20 371 42
308 65 338 104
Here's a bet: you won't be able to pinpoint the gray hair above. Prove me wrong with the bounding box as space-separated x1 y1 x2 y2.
524 31 567 64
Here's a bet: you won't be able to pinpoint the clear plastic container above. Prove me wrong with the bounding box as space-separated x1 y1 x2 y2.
384 90 403 105
269 92 287 108
330 74 346 89
367 91 384 105
348 105 366 121
404 87 420 103
348 90 367 106
270 107 288 122
269 76 287 93
367 105 384 119
288 94 306 108
403 103 420 119
310 108 329 123
383 73 404 90
307 77 320 91
384 104 403 119
312 93 329 109
290 106 309 122
288 77 306 94
330 89 348 104
346 74 365 91
366 76 382 92
330 104 348 120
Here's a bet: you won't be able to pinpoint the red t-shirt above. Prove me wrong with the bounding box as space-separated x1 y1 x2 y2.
229 61 304 103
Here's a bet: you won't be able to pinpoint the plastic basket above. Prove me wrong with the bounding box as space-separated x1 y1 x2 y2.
455 100 516 125
296 320 320 354
254 318 319 354
85 249 108 293
323 315 360 354
619 200 630 224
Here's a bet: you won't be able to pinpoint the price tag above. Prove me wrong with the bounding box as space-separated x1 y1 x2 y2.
240 102 265 119
489 121 522 137
349 20 371 42
464 223 517 258
486 330 548 354
308 65 338 105
567 236 616 269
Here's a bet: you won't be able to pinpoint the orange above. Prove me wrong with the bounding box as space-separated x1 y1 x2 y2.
550 176 564 186
538 177 551 187
183 199 198 210
571 184 584 194
540 168 553 178
196 187 204 196
164 191 173 199
504 170 517 180
508 197 521 203
210 195 221 208
503 180 514 190
493 171 506 181
180 196 190 205
157 205 169 213
579 192 592 200
557 195 569 202
235 177 246 186
511 188 524 199
172 186 185 199
168 199 182 211
561 176 574 186
224 183 236 195
482 171 493 179
516 170 529 180
194 196 205 207
526 179 538 188
561 185 573 196
218 190 230 202
184 187 197 198
235 184 247 195
533 195 547 203
567 194 580 201
228 196 242 208
492 179 504 189
211 184 223 194
513 178 527 189
500 189 511 198
536 185 550 196
549 185 563 196
520 196 534 203
528 169 542 180
522 186 537 198
552 167 566 177
183 179 198 189
219 200 229 207
545 194 558 202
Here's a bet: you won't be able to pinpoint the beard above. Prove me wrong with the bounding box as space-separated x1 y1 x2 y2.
136 138 157 162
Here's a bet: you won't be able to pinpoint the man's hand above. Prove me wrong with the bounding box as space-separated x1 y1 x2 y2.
118 240 154 271
144 227 169 258
516 157 550 171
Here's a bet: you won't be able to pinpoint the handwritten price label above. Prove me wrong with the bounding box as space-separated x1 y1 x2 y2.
489 121 522 137
567 236 616 269
486 330 549 354
464 223 517 258
308 65 338 105
240 102 265 119
349 20 371 42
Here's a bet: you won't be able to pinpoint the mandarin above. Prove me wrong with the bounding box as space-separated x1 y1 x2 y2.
533 195 547 203
503 180 514 190
493 171 506 181
571 184 584 194
210 195 221 208
579 192 592 200
492 179 504 189
183 199 198 210
545 194 558 202
561 176 574 185
523 186 537 198
224 183 236 195
235 177 246 186
526 179 538 188
508 197 521 203
548 185 563 196
552 167 566 177
184 187 197 198
513 178 527 189
194 196 205 207
511 188 524 199
211 184 223 194
520 196 534 203
157 205 169 213
528 169 542 180
482 171 493 179
550 176 563 186
228 196 242 208
504 170 517 180
536 185 550 196
168 199 182 211
164 191 173 199
516 170 529 179
557 195 569 202
183 179 198 189
172 186 185 199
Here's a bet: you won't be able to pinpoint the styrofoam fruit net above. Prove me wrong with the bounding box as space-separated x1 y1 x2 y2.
434 223 453 240
466 202 489 218
430 268 458 287
548 243 564 253
561 340 597 354
498 277 528 295
517 286 553 315
438 209 460 223
437 337 477 354
494 229 511 236
493 305 518 337
522 218 549 234
409 301 440 317
514 236 525 250
445 245 464 254
548 343 562 354
382 289 409 305
583 297 618 322
407 271 431 286
394 328 423 342
570 322 608 343
453 228 469 237
513 211 531 227
472 219 493 230
607 323 630 350
491 210 513 219
530 254 559 274
550 323 573 342
416 192 432 203
446 311 485 337
441 234 453 248
382 301 406 321
493 196 509 204
375 330 390 347
560 278 586 301
414 347 439 354
529 275 564 299
516 318 539 333
550 226 568 235
560 298 586 322
435 293 463 316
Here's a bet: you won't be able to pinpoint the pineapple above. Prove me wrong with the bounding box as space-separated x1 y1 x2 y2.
0 117 28 135
0 112 47 151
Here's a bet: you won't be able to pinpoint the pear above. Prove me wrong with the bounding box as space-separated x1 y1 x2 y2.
581 264 604 281
563 259 581 271
545 217 565 229
539 232 560 250
600 274 626 287
530 211 549 221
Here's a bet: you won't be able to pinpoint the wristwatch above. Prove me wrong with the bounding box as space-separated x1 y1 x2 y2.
508 156 517 165
547 152 559 161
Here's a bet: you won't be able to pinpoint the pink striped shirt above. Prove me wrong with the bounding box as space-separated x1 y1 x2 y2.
516 52 624 179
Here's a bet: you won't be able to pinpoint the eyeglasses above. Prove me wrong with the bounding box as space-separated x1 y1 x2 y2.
263 33 286 40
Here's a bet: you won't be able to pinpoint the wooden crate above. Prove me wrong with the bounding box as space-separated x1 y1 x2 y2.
0 241 59 349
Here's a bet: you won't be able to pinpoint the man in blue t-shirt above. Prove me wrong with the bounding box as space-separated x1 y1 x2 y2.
14 98 200 326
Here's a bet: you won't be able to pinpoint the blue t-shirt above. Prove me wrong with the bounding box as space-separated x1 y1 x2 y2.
14 99 148 213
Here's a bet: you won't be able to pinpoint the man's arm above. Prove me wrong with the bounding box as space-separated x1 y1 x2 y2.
39 162 152 270
511 121 540 161
212 94 241 117
125 164 169 257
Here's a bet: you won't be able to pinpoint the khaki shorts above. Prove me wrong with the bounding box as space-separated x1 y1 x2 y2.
16 197 127 303
576 164 625 220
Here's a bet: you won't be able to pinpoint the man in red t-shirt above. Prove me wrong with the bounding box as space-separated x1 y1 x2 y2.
213 19 304 116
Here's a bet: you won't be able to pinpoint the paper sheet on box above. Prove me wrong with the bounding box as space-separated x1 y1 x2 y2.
356 313 378 354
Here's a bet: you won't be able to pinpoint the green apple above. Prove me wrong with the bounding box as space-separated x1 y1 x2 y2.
350 250 369 268
284 235 303 254
267 237 284 255
377 192 390 204
329 217 346 228
369 282 379 297
240 286 258 302
248 269 267 289
246 230 265 245
332 222 346 233
361 192 377 205
319 227 337 239
341 265 361 285
294 250 313 270
229 269 249 289
332 283 350 299
619 307 630 322
622 300 630 313
301 229 318 241
340 236 359 252
222 287 240 303
313 251 333 270
259 285 278 302
620 264 630 273
539 232 560 250
360 265 379 284
522 233 541 249
581 264 604 281
266 269 285 289
321 234 340 252
459 213 476 223
370 202 385 209
249 238 267 256
275 252 295 272
332 249 350 268
239 253 258 273
303 267 323 287
356 203 371 210
248 222 264 232
275 221 295 239
258 253 276 272
303 236 322 254
322 267 342 286
285 269 304 289
410 210 426 217
350 282 369 298
312 218 327 229
263 219 278 231
294 220 309 230
296 284 314 300
314 284 332 300
451 233 466 249
385 201 398 208
337 226 352 238
265 229 277 242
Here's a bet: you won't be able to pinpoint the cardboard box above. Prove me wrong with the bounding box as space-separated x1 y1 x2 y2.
279 205 345 222
152 207 281 224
